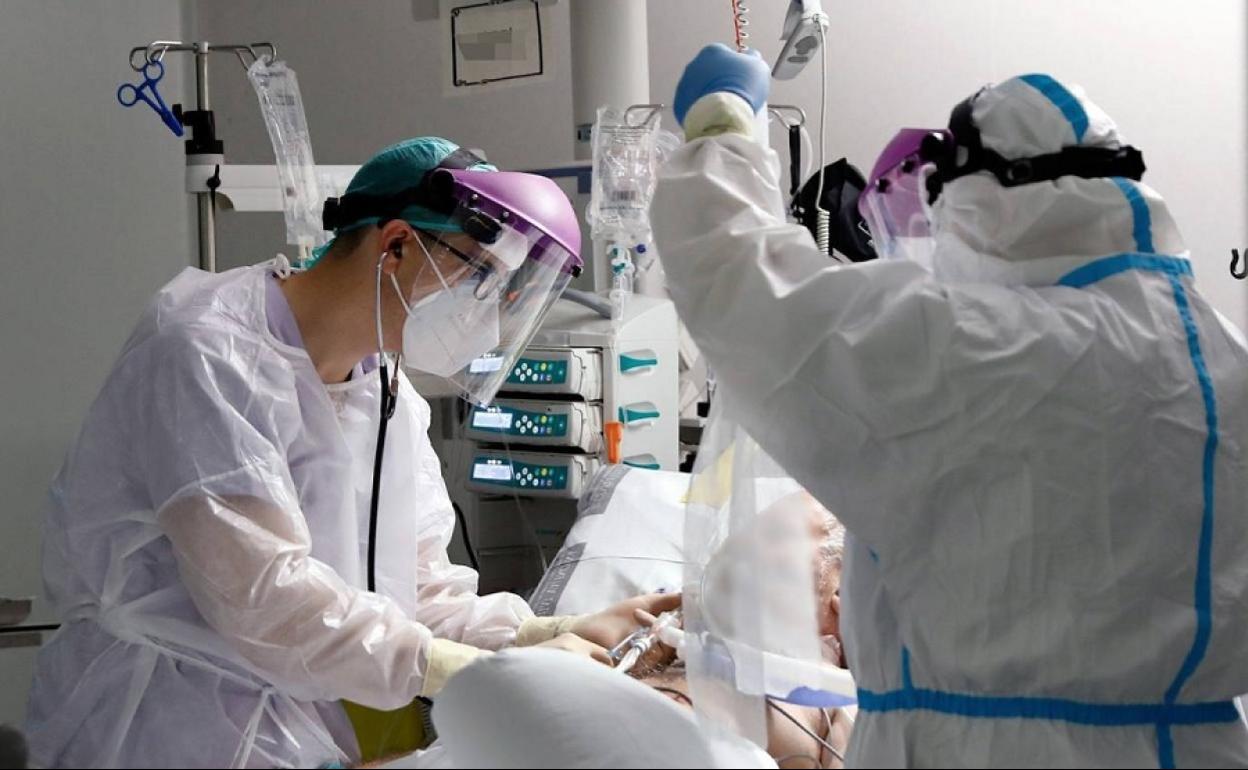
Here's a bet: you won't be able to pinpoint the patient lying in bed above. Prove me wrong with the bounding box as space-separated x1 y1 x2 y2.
432 491 853 769
630 491 852 768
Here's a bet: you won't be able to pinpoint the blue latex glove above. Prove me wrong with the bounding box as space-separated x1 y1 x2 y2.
673 43 771 127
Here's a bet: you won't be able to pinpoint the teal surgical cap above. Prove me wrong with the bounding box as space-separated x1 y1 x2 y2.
309 136 496 265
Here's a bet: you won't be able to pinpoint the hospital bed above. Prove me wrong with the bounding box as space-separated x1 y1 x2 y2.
528 464 688 617
382 465 850 769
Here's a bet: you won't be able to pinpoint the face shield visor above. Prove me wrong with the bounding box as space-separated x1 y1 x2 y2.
403 169 581 406
858 128 948 268
325 158 583 406
399 219 576 406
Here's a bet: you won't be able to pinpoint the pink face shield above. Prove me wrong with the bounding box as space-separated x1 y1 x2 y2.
858 128 949 266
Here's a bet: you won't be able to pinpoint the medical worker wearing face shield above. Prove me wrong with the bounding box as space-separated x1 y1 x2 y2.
655 45 1248 767
26 137 678 769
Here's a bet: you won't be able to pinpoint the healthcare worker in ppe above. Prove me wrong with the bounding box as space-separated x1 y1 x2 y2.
655 44 1248 767
27 136 678 769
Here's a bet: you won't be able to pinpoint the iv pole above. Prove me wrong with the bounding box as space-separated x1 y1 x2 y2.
127 40 277 272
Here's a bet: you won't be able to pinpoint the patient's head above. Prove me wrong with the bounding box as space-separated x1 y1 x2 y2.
696 485 849 669
805 493 846 667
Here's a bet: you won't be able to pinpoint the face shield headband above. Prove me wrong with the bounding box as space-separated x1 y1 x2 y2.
321 148 511 246
920 90 1147 205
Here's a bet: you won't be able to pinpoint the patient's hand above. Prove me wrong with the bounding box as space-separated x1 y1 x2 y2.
533 632 613 665
571 592 681 649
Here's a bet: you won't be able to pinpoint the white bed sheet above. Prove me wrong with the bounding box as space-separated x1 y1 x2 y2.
529 465 690 616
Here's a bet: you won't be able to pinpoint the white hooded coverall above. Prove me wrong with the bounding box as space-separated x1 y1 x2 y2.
653 75 1248 767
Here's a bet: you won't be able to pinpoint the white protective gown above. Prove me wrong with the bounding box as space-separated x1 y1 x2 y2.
653 76 1248 767
25 264 533 768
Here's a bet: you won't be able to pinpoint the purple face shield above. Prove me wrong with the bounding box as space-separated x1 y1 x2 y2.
414 168 583 405
437 168 583 276
321 157 585 404
858 128 950 264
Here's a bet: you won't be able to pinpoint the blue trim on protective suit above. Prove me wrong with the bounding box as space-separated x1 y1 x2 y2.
857 686 1238 727
866 630 1235 729
1057 253 1190 288
1094 178 1214 768
1155 271 1221 769
1019 74 1089 142
1111 178 1156 254
859 253 1221 770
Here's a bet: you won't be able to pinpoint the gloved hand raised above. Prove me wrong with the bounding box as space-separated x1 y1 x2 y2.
673 43 771 127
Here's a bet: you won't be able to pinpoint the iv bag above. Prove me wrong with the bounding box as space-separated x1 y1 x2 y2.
683 396 857 752
247 57 328 257
587 107 679 242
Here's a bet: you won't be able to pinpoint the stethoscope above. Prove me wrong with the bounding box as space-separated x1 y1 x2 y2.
367 248 402 593
363 237 501 592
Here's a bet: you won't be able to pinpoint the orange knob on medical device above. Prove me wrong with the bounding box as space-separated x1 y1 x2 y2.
605 421 623 465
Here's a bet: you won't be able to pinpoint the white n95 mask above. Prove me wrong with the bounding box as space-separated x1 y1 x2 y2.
380 218 576 407
393 272 501 378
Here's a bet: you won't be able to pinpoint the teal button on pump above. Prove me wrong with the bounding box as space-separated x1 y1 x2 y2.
620 353 658 372
623 460 661 470
619 406 660 424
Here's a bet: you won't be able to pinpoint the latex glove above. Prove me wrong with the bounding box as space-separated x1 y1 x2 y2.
534 632 613 666
570 592 682 650
673 43 771 126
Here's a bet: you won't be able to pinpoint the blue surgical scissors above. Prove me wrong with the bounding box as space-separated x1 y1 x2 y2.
117 59 184 137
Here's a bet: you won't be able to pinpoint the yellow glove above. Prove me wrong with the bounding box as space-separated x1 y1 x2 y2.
683 92 760 141
420 638 489 698
513 615 582 647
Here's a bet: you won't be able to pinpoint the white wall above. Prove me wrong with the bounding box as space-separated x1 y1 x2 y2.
0 1 193 727
195 0 1248 325
647 0 1248 329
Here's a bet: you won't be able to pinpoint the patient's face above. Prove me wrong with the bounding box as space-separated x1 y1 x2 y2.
757 490 846 667
805 494 845 667
699 488 847 668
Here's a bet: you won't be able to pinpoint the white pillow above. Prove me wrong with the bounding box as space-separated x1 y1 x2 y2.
433 648 775 769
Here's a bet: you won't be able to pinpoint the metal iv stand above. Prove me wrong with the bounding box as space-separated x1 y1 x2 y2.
127 41 277 272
